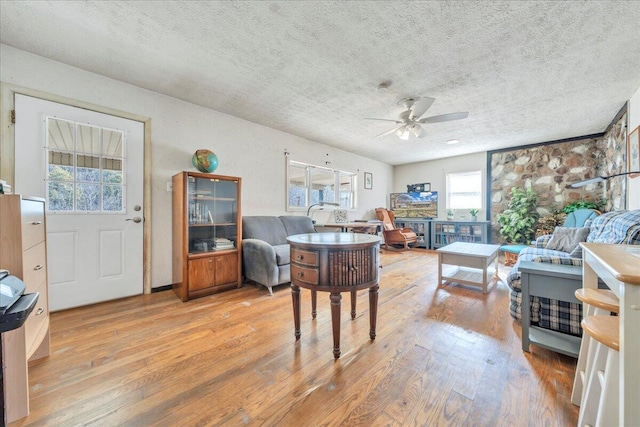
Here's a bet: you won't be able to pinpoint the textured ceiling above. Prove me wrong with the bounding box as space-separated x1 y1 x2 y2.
2 1 640 165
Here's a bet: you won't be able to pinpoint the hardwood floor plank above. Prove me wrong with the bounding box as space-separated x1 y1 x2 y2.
9 250 579 426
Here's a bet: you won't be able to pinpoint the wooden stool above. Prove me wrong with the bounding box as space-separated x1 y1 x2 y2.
577 315 619 427
571 289 619 407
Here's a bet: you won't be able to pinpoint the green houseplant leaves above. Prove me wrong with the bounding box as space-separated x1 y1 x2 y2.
496 188 539 244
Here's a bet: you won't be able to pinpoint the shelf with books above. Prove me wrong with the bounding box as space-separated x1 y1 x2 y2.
431 220 490 249
394 218 431 248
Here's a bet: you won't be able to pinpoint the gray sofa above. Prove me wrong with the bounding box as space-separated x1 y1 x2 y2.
242 215 316 295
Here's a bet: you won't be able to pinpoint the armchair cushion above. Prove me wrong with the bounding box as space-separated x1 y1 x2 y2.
242 216 289 246
535 234 553 248
273 244 291 266
545 226 590 253
279 215 316 236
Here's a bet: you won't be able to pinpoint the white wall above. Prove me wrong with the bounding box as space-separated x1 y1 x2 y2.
393 152 486 220
628 85 640 209
0 45 393 288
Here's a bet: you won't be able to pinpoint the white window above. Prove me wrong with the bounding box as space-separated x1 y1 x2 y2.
446 170 482 210
46 117 126 212
286 159 356 210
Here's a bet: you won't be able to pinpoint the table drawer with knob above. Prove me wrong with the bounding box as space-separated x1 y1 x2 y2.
291 248 318 267
291 264 319 285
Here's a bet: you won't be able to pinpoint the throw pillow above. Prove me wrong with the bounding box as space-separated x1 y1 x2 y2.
545 226 590 254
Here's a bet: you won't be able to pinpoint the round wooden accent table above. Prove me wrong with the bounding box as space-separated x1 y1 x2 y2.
287 232 381 359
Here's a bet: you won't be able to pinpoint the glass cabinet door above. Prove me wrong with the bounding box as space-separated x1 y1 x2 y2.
187 175 238 254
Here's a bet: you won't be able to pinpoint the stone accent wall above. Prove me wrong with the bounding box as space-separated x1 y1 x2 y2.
489 112 627 243
597 113 627 212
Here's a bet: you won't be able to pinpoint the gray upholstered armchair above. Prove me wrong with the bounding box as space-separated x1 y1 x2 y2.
242 215 316 295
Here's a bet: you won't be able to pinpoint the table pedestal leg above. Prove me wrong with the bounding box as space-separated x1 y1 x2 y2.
311 290 317 319
330 292 342 359
350 290 357 319
292 284 301 340
369 285 378 340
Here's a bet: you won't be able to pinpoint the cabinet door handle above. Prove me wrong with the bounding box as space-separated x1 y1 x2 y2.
32 221 42 225
36 308 44 315
34 264 44 271
297 271 303 277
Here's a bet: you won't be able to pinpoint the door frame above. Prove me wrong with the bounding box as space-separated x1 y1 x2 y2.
0 83 153 294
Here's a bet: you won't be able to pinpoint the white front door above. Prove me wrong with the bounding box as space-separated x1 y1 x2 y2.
14 94 144 311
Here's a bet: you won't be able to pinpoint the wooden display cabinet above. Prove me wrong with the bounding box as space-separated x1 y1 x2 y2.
172 172 242 301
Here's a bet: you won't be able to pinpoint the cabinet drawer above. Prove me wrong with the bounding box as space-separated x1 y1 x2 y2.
21 199 45 251
22 242 47 293
291 265 319 285
25 281 49 358
291 248 318 267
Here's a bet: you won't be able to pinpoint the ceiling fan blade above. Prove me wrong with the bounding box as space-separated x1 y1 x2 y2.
409 97 435 120
374 126 403 138
410 124 427 138
364 117 402 123
420 112 469 123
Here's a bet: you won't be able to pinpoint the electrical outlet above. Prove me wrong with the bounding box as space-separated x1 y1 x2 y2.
166 182 173 192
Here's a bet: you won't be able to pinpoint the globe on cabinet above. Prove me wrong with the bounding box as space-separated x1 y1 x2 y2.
192 149 219 173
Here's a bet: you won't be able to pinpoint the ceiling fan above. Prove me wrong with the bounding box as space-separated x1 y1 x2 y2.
365 97 469 140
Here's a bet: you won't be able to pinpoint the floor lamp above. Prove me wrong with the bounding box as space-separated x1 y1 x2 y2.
307 201 340 223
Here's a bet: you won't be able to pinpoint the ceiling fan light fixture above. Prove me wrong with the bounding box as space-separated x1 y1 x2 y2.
410 124 426 138
397 126 410 140
446 139 460 145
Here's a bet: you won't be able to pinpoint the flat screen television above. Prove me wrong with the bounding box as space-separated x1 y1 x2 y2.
390 191 438 218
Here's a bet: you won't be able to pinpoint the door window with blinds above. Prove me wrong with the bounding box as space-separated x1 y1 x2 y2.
46 117 126 212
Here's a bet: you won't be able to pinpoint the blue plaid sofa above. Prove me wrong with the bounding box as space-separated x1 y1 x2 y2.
507 209 640 336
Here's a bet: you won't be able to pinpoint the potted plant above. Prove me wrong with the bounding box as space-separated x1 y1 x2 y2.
469 208 480 221
496 188 539 244
562 199 606 214
535 209 566 239
447 209 455 220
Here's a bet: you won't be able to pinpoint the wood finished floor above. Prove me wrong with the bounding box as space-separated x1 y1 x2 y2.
10 249 579 426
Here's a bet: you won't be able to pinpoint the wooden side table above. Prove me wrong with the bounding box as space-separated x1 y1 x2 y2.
287 233 381 359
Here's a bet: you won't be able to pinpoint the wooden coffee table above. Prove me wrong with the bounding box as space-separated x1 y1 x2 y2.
436 242 501 293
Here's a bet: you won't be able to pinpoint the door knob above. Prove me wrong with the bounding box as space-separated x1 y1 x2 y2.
126 217 142 223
